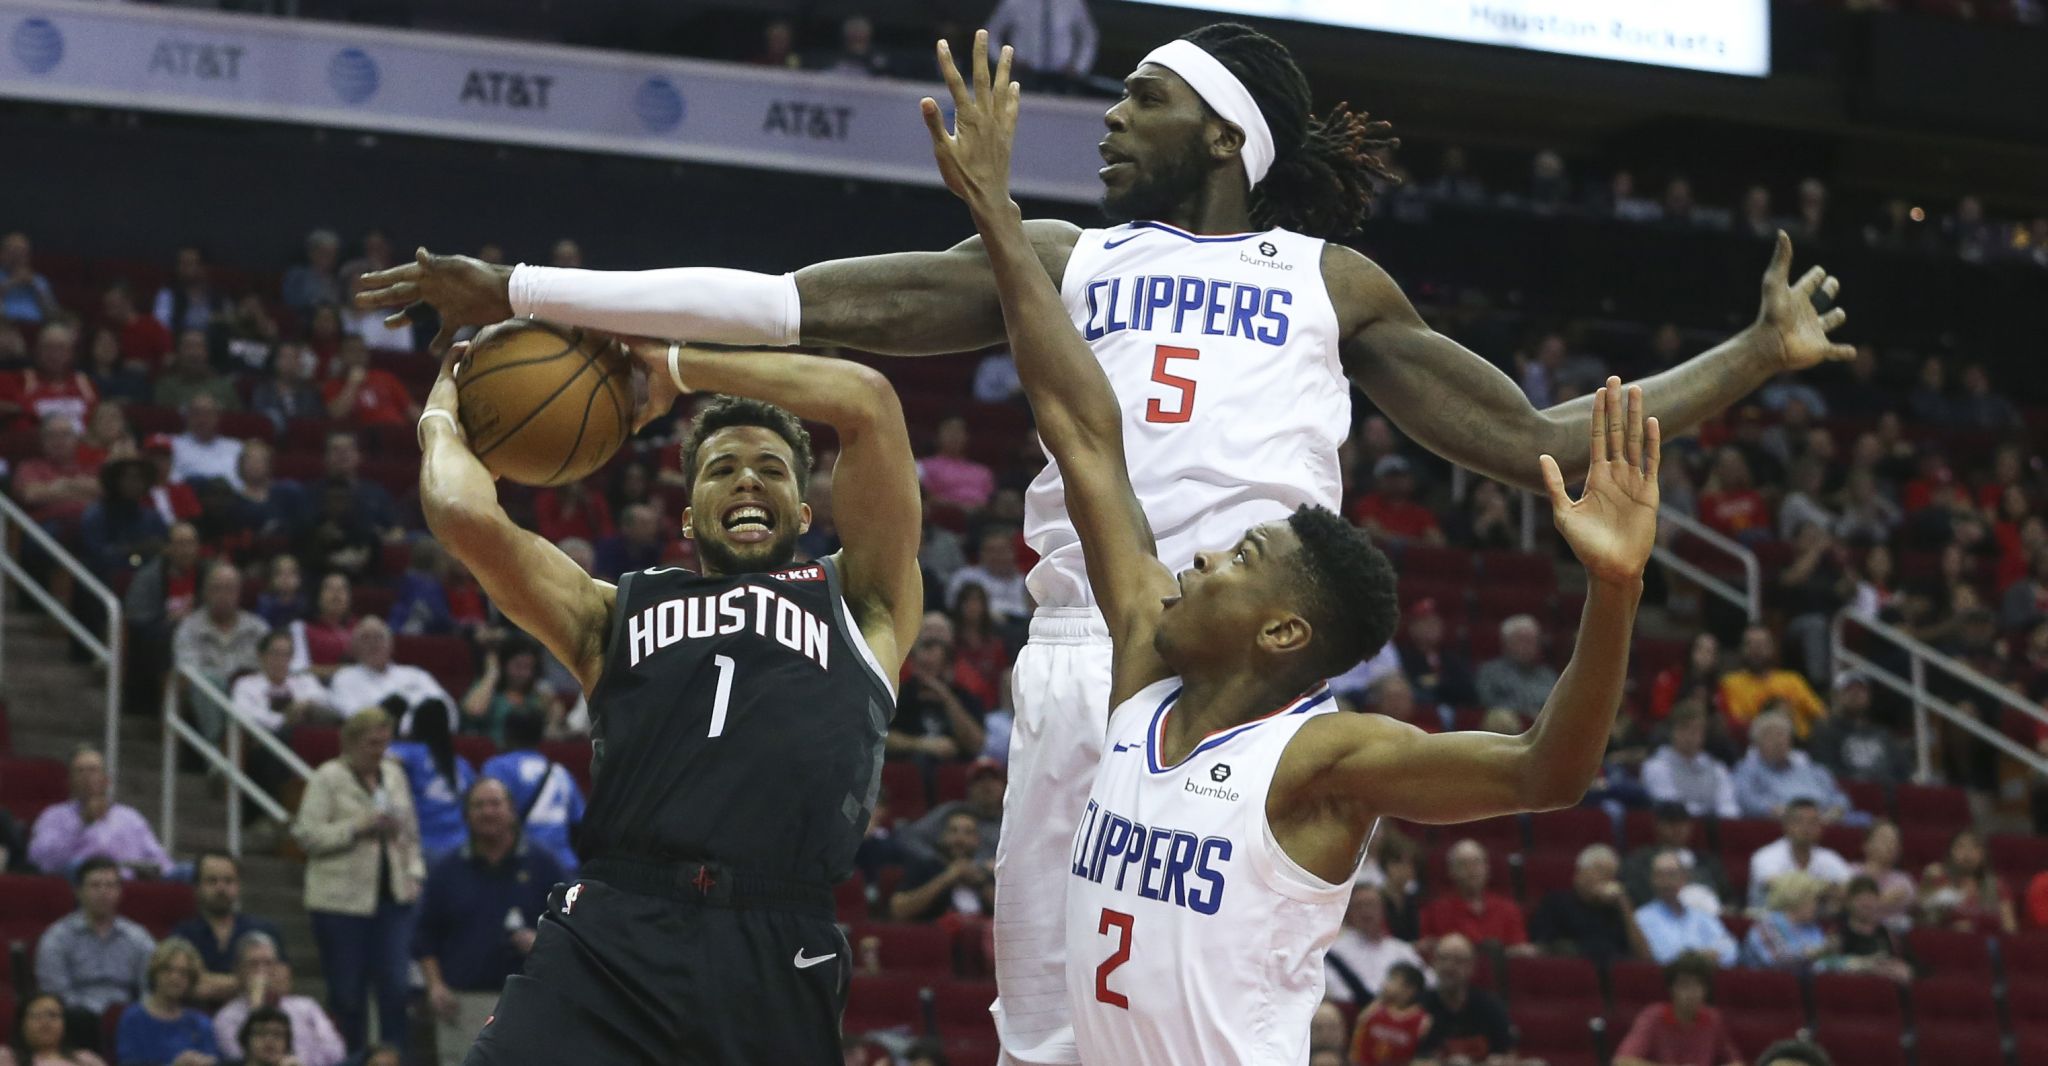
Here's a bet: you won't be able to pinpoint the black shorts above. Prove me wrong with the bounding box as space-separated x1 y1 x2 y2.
461 873 850 1066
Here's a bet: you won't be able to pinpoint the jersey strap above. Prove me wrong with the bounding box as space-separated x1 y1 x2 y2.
1144 684 1334 775
820 555 899 702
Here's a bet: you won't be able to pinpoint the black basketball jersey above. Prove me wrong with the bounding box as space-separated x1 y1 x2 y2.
578 556 894 884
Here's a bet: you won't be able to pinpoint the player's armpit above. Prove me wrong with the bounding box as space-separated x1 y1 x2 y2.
1278 712 1555 831
792 219 1081 355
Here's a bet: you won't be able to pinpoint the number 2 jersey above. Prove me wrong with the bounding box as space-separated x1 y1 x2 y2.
1065 678 1353 1065
1027 222 1348 609
577 557 896 884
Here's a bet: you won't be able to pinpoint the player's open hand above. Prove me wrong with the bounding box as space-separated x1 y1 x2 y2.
922 30 1021 215
1540 376 1659 586
354 247 514 354
1756 231 1852 371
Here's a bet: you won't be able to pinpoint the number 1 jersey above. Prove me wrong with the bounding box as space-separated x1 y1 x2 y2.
1026 222 1348 610
578 558 896 884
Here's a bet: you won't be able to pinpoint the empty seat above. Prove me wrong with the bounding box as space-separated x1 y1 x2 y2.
932 980 997 1032
1906 928 1993 977
1892 784 1971 833
1910 1028 2001 1066
850 923 956 979
1508 1008 1596 1063
1990 834 2048 883
1505 955 1600 1010
452 734 497 769
2004 932 2048 982
394 634 475 697
835 873 869 924
534 740 592 792
879 762 928 823
0 756 68 824
1723 1012 1801 1060
1712 967 1804 1026
1811 973 1904 1028
1840 780 1889 818
1712 818 1780 856
1517 850 1576 902
118 879 194 939
1527 807 1613 853
2017 1025 2048 1066
290 725 341 768
842 973 924 1032
1912 974 1996 1029
933 761 969 805
1621 809 1658 850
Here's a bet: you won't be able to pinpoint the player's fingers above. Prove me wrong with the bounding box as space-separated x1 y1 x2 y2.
1005 80 1022 129
972 29 990 102
1822 275 1841 301
937 40 970 113
1821 307 1847 332
1603 376 1625 463
427 317 454 356
357 279 417 311
1539 454 1571 511
1588 384 1608 459
1829 342 1857 362
1623 384 1644 471
920 97 951 145
1792 265 1825 297
995 43 1013 96
356 260 418 292
1765 230 1792 287
1645 417 1663 481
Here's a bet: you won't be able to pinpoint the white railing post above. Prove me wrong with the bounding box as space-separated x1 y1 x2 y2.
161 679 178 858
1910 654 1933 785
0 494 125 783
1649 507 1762 622
1833 608 2048 782
226 722 243 857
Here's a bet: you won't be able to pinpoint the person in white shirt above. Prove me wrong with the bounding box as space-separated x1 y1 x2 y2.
987 0 1098 86
1323 879 1429 1005
231 630 337 733
1640 702 1739 819
169 393 245 486
1747 797 1854 909
945 525 1030 626
327 617 454 718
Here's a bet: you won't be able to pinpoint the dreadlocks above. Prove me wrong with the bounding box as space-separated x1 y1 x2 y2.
1179 23 1401 241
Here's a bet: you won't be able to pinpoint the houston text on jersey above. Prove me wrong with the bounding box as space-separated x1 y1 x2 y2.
624 584 831 670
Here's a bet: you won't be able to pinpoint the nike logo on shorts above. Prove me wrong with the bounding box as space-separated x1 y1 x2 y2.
794 949 837 970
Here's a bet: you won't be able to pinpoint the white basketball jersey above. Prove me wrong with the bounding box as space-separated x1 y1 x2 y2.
1065 678 1352 1065
1026 222 1348 609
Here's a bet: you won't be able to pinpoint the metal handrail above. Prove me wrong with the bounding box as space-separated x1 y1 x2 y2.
159 664 316 856
1831 609 2048 783
0 493 125 779
1651 506 1762 621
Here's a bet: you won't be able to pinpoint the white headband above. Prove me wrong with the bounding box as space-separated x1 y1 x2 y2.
1140 39 1277 188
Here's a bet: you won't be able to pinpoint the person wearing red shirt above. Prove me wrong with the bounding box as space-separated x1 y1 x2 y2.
13 414 103 532
1350 962 1431 1066
101 281 173 368
0 322 97 431
1418 839 1532 955
1697 447 1770 543
1349 455 1444 546
322 336 420 427
140 434 202 526
533 481 615 543
1612 955 1743 1066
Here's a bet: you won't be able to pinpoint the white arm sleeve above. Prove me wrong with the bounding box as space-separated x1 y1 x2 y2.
507 264 802 346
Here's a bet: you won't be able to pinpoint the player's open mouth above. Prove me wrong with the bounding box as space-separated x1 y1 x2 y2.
1098 143 1134 181
721 503 776 543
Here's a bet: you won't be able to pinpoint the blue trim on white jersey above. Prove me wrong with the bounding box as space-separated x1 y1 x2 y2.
1128 220 1266 244
1144 684 1334 775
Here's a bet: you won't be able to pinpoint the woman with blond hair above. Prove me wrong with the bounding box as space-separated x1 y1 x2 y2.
1743 872 1833 972
291 706 423 1054
114 938 221 1065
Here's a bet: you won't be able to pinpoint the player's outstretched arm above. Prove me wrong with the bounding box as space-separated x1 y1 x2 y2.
925 32 1176 703
1282 378 1657 826
658 343 925 664
1332 233 1848 491
417 348 616 693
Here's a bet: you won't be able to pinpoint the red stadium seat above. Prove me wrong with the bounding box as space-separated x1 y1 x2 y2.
940 1033 1001 1066
932 979 997 1032
394 635 475 698
1505 955 1600 1012
1809 1023 1904 1066
118 879 194 939
535 740 592 792
291 725 341 769
1892 784 1971 833
1443 814 1526 852
1810 973 1904 1027
452 734 497 769
880 762 928 823
1621 809 1658 851
0 756 68 824
843 974 923 1033
220 410 276 441
2018 1024 2048 1066
1990 834 2048 883
1900 827 1953 871
1712 967 1804 1027
1527 808 1614 854
850 923 956 979
0 985 14 1046
1476 550 1555 586
351 586 397 622
1398 544 1476 582
835 873 869 924
2005 977 2048 1021
1840 780 1889 818
1508 1008 1597 1062
1518 849 1576 901
1911 974 1996 1026
1906 928 1993 977
1915 1026 2004 1066
933 761 969 805
1818 825 1864 861
2005 933 2048 982
1723 1012 1801 1060
1712 818 1780 856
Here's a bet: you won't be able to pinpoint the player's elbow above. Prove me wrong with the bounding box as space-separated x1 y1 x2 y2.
831 363 902 431
1513 748 1591 811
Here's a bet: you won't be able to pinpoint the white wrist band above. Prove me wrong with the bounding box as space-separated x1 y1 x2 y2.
417 408 463 449
667 343 695 394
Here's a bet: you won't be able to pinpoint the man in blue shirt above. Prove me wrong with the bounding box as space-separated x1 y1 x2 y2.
1732 709 1865 825
415 778 562 1066
0 232 57 325
480 710 585 876
169 851 288 1006
1634 850 1738 966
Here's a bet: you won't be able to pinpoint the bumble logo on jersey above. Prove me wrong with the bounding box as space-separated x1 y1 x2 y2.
1068 799 1231 915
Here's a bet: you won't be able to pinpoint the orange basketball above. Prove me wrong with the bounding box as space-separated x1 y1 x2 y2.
456 319 634 487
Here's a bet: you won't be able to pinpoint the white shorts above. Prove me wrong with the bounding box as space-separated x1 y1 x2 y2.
991 607 1113 1066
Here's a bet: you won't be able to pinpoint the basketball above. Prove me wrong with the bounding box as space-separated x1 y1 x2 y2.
455 318 634 486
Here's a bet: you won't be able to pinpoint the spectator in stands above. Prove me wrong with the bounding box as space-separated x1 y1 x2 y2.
286 574 354 677
1 992 108 1066
1419 839 1531 956
988 0 1099 89
1808 673 1910 785
947 525 1029 627
328 617 454 718
416 778 559 1066
1954 362 2020 433
1412 933 1514 1066
1855 820 1917 932
29 746 172 877
1452 478 1519 552
949 583 1008 706
919 492 969 586
2004 551 2048 634
322 337 416 427
114 938 222 1066
294 479 381 581
80 458 167 576
480 710 584 875
592 503 664 581
125 520 206 694
173 566 267 730
1348 961 1430 1066
1633 850 1737 966
1473 615 1556 719
919 414 995 511
1919 828 2017 934
250 343 324 435
216 294 279 374
1743 872 1830 972
0 231 57 324
1697 447 1770 544
903 757 1004 863
1732 710 1860 823
320 431 403 542
15 414 103 535
749 17 799 69
387 539 461 637
170 852 286 1006
889 810 995 922
1622 803 1729 910
1351 456 1445 547
303 304 344 367
1721 625 1828 737
140 437 201 527
233 441 305 540
1395 598 1476 709
1373 829 1424 942
459 637 554 744
821 15 890 77
229 1007 297 1066
391 700 475 865
1649 634 1723 722
533 480 613 543
1610 954 1742 1066
102 281 172 369
282 229 343 314
1839 480 1901 558
153 330 240 413
1779 525 1852 682
1748 798 1854 908
4 323 98 431
154 247 222 336
35 857 156 1024
1819 876 1911 981
85 327 151 405
888 612 987 761
291 706 422 1054
210 934 344 1066
1325 881 1428 1006
1530 844 1649 963
1307 1001 1346 1060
